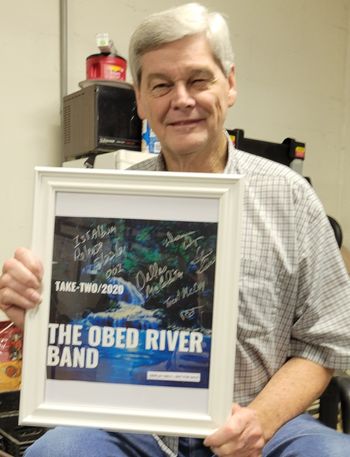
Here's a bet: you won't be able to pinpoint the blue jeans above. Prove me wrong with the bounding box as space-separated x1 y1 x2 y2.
24 414 350 456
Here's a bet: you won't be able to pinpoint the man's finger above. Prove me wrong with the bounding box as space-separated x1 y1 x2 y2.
0 286 41 310
204 404 250 448
14 247 43 281
2 257 41 290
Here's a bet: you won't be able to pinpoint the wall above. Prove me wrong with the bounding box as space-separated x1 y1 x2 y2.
340 3 350 246
0 0 350 269
0 0 61 266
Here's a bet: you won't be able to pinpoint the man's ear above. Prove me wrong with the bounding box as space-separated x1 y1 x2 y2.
135 87 146 120
227 65 237 107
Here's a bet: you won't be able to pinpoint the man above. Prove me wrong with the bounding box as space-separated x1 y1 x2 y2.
1 3 350 457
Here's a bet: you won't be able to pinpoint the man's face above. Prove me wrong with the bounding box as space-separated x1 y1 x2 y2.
135 34 237 163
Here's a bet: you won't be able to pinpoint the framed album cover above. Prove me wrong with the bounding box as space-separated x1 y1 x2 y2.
19 166 243 437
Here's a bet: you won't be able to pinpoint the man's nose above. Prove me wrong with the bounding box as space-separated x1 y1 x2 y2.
170 83 195 109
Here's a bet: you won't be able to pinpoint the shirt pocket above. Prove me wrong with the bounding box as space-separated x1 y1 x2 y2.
238 257 278 339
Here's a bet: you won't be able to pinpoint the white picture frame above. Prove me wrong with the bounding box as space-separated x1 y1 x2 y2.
19 166 243 438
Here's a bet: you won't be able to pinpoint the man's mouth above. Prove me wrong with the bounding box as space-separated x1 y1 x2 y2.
168 119 203 127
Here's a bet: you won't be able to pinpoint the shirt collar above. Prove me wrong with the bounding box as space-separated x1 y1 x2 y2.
157 130 238 173
224 130 239 174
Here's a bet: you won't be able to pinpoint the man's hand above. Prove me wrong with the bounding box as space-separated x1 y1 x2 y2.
204 403 265 457
0 247 43 328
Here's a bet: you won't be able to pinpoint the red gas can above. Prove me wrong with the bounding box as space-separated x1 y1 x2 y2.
86 53 127 81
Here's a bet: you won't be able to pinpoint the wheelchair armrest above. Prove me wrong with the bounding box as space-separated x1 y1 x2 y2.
319 375 350 433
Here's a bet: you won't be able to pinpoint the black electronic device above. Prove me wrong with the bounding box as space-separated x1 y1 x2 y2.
63 83 142 161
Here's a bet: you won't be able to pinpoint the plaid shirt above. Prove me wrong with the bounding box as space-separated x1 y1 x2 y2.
130 135 350 455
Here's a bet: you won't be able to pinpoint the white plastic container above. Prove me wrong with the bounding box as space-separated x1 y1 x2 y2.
63 150 153 169
95 150 153 169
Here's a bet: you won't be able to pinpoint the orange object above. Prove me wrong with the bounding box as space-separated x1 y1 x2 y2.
295 145 305 159
0 321 22 392
86 53 127 81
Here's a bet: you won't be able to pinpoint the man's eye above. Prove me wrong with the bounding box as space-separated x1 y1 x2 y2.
151 83 171 96
191 79 210 89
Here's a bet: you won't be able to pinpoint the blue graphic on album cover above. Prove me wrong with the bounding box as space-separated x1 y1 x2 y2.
48 216 218 388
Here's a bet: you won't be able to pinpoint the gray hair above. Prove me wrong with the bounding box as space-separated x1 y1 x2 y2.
128 3 234 87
